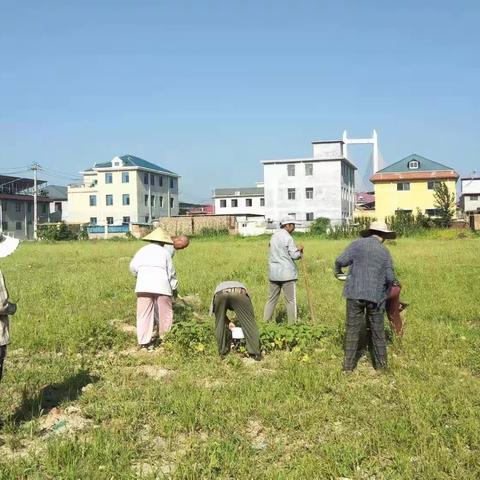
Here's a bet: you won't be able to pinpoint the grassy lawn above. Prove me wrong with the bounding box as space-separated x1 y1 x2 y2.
0 234 479 479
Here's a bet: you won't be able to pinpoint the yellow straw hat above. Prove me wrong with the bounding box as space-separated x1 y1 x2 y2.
141 227 174 244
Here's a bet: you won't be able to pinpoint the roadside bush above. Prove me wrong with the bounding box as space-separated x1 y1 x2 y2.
38 222 78 241
309 217 330 235
197 227 229 237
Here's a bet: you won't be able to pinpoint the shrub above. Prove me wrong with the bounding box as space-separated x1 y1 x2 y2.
309 217 330 235
37 222 78 241
197 227 229 237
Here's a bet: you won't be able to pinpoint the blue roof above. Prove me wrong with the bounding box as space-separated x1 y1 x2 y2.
94 155 177 175
378 154 455 173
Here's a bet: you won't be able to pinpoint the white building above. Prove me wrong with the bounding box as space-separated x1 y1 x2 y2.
262 140 356 225
67 155 179 227
461 177 480 213
213 185 265 216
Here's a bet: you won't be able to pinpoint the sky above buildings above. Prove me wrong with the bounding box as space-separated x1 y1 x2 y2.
0 1 479 202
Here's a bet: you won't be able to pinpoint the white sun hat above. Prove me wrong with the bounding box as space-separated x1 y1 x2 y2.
0 234 19 258
360 221 396 239
279 216 300 227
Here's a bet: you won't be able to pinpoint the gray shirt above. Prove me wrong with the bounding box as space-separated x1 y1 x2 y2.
268 229 302 282
335 237 395 305
164 244 175 258
209 281 249 315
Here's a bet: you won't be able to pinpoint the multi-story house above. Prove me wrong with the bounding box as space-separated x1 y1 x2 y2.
213 185 265 216
0 175 50 239
460 177 480 213
67 155 179 228
262 140 356 225
370 154 459 220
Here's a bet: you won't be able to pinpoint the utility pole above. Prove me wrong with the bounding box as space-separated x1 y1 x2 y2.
31 162 40 240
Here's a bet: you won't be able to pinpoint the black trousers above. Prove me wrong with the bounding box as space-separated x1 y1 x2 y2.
344 299 387 371
214 292 261 356
0 345 6 383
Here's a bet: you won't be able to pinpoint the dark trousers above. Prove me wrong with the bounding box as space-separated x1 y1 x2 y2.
344 299 387 371
214 292 261 356
0 345 6 383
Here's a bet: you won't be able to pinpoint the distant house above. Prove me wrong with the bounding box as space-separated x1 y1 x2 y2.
0 175 50 239
179 203 214 215
460 177 480 213
213 186 265 216
370 154 459 220
43 185 68 222
67 155 180 228
262 140 356 225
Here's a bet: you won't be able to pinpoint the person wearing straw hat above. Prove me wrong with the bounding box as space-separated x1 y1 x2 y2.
164 235 190 258
335 220 397 371
263 216 304 324
0 234 20 383
130 228 178 350
210 281 261 361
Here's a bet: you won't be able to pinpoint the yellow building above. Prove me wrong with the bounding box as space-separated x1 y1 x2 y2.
371 154 459 220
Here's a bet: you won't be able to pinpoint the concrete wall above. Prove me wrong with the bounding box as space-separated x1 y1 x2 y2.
463 195 480 212
312 141 344 159
213 195 265 215
263 159 354 224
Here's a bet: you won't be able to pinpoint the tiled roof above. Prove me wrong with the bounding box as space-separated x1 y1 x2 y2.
43 185 68 200
376 154 455 174
213 187 264 197
93 155 178 176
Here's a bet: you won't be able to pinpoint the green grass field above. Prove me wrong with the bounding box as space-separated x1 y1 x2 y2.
0 234 479 479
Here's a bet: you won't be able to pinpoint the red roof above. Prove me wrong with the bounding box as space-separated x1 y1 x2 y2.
0 193 50 202
370 171 459 183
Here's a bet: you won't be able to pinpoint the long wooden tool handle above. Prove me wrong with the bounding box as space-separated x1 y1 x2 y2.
300 255 316 323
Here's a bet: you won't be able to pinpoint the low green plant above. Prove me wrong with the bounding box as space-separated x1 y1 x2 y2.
259 323 332 352
197 227 229 237
37 222 78 241
309 217 330 235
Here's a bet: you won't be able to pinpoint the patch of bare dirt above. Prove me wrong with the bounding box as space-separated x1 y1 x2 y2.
110 319 136 335
245 419 268 450
128 365 172 380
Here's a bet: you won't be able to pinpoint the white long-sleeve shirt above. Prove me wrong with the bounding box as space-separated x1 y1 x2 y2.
268 229 302 282
129 244 178 295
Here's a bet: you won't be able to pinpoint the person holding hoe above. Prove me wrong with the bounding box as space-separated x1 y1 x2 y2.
130 229 178 350
335 221 397 371
264 216 303 324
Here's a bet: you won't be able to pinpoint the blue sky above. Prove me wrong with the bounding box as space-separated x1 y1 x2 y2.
1 1 479 202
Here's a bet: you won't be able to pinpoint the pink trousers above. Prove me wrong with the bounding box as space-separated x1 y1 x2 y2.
136 293 173 345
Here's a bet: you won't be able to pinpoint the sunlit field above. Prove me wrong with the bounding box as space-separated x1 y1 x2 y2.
0 234 479 479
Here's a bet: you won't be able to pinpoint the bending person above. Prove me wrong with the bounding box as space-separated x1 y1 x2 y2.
130 229 178 350
335 221 397 371
264 216 303 324
210 281 261 361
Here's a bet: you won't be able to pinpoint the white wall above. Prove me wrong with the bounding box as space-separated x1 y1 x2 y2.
263 159 355 225
313 141 344 159
214 195 265 215
461 178 480 195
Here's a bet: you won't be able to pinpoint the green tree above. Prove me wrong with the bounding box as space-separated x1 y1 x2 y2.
433 182 456 227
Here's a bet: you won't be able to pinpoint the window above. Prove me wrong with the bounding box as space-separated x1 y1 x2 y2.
288 188 296 200
170 178 174 189
122 216 130 224
427 181 441 190
106 194 113 206
397 182 410 191
1 222 7 231
151 195 155 207
260 198 265 206
143 173 149 184
106 217 114 225
305 163 313 176
287 164 295 176
408 160 419 170
144 194 148 206
122 172 129 183
231 199 238 207
246 198 253 207
105 172 113 184
89 195 97 206
220 199 227 208
288 213 296 219
150 174 155 186
306 187 313 199
170 197 174 209
159 176 163 187
1 203 5 212
54 202 62 212
27 203 32 213
470 195 478 201
145 216 149 223
426 209 442 217
122 194 130 206
89 217 97 225
16 221 22 230
42 203 47 214
306 212 314 221
159 196 163 207
15 202 21 212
